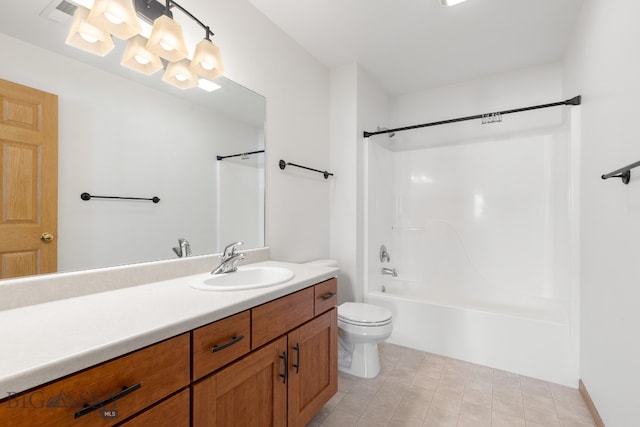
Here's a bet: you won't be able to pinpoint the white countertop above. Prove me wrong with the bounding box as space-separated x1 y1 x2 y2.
0 260 338 396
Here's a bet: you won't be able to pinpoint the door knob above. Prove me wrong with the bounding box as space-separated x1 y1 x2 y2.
40 232 54 242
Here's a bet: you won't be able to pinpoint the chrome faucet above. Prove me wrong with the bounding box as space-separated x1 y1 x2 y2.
172 238 191 258
381 267 397 277
211 241 245 274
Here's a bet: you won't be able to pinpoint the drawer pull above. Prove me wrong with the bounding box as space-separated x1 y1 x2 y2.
321 292 337 301
211 335 245 353
292 343 300 373
279 351 288 384
73 382 142 419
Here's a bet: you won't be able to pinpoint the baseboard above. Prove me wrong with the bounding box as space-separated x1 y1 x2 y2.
579 379 605 427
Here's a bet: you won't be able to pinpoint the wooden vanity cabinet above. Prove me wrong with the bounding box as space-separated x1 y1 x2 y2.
0 277 337 427
192 310 252 381
287 308 337 427
192 278 338 427
192 336 288 426
117 389 190 427
0 333 190 427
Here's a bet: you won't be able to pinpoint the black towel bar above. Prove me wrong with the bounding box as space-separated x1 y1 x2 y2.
80 192 160 203
601 160 640 185
279 160 333 179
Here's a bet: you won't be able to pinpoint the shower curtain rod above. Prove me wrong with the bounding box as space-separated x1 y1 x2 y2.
363 95 582 138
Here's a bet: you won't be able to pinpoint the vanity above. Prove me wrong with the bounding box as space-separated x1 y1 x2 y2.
0 255 338 426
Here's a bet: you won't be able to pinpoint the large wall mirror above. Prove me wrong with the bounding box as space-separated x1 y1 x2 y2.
0 1 265 280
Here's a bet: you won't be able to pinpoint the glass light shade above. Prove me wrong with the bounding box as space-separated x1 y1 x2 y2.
146 15 189 62
88 0 141 40
189 39 225 80
121 35 163 75
162 59 198 89
65 6 115 56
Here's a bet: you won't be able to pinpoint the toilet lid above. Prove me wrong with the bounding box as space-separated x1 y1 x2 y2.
338 302 392 326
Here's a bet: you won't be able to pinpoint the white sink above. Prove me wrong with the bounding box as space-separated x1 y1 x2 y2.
190 266 295 291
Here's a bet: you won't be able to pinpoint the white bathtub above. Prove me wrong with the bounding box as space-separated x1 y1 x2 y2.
367 279 577 386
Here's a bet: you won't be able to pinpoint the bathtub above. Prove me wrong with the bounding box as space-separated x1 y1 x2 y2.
367 278 577 386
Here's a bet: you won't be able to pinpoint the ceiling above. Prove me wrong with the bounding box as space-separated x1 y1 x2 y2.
248 0 585 96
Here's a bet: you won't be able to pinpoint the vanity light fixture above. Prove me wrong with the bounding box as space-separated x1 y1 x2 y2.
146 14 189 62
88 0 141 39
162 58 198 89
120 35 163 75
65 6 115 56
440 0 470 6
142 0 224 83
64 0 225 89
190 38 224 81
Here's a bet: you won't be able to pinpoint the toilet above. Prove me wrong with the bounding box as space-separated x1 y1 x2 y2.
305 259 393 379
337 302 392 378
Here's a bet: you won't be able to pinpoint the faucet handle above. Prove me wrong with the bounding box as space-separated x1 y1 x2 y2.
380 244 390 262
222 241 244 258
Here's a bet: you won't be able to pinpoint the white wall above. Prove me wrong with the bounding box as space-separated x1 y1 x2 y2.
329 64 389 303
201 0 331 263
389 62 565 150
564 1 640 425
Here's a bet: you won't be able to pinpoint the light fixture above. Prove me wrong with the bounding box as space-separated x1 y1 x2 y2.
190 38 224 80
162 59 198 89
146 14 189 62
198 78 221 92
64 0 225 90
121 35 163 75
440 0 469 6
88 0 141 40
65 6 115 56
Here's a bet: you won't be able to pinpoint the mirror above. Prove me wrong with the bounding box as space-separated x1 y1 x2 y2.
0 1 265 278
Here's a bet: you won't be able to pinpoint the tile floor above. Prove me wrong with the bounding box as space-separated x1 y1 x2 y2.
308 343 596 427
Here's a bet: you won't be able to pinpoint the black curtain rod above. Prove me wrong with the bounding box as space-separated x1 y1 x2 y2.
363 95 582 138
81 192 160 203
217 150 265 161
601 160 640 185
279 159 334 179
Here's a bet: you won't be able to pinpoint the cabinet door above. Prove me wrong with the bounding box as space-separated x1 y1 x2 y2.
192 336 287 427
0 334 189 427
287 308 338 427
118 389 189 427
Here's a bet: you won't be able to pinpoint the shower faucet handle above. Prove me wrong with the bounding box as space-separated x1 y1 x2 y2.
380 245 391 262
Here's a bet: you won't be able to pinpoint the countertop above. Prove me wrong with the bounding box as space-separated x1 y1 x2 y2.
0 260 338 396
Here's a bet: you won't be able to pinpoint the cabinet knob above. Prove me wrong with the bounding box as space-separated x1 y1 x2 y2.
40 232 54 242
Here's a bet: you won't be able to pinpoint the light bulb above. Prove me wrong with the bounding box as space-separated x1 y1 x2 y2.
80 32 98 43
201 60 215 71
175 73 187 82
104 12 123 25
160 40 174 51
134 54 150 65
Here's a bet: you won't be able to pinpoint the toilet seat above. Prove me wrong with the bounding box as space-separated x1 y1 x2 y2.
338 302 392 327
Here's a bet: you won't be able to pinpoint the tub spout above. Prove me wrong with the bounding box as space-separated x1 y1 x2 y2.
381 267 397 277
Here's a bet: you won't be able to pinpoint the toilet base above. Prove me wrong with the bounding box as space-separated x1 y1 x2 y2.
338 340 381 379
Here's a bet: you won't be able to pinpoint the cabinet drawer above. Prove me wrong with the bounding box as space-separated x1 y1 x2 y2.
192 310 251 381
0 333 190 427
314 278 337 316
118 389 190 427
251 287 314 349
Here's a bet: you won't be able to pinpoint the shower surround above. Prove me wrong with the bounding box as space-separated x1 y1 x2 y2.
364 115 579 386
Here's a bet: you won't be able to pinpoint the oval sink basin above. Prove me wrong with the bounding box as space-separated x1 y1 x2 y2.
190 266 295 291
